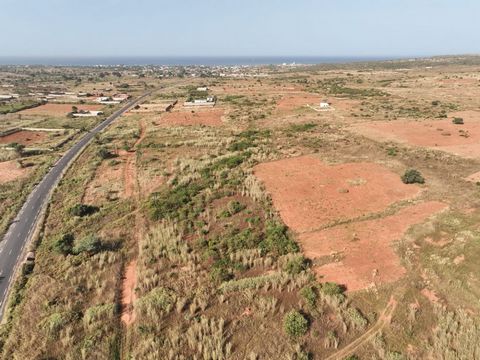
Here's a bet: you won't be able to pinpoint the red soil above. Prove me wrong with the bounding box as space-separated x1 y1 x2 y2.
276 94 321 111
300 201 447 291
83 161 125 204
254 156 421 232
20 103 102 116
0 160 30 184
351 111 480 158
157 109 224 127
121 260 137 325
0 130 48 146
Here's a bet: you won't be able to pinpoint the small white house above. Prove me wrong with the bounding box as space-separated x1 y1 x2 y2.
320 102 330 109
197 87 208 91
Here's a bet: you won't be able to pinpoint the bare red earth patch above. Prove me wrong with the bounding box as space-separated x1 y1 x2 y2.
157 109 224 127
276 94 321 112
20 103 103 116
0 130 48 146
0 160 30 184
300 201 447 291
351 112 480 158
254 156 421 232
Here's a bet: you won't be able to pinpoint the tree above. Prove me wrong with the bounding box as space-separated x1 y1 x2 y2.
71 105 78 114
68 204 99 217
284 310 309 337
452 117 464 125
98 147 115 160
401 169 425 184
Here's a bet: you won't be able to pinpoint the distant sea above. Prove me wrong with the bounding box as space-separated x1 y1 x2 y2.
0 56 405 66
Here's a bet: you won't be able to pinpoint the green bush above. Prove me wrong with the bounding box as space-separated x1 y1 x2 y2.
210 259 233 283
283 310 309 337
285 255 308 275
401 169 425 184
73 235 102 255
98 147 116 159
346 307 368 329
300 286 318 307
452 117 464 125
227 200 245 215
149 181 205 220
53 233 74 255
320 282 344 296
68 204 99 217
260 221 299 256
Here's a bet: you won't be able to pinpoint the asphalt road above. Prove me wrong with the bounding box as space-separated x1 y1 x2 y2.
0 92 150 321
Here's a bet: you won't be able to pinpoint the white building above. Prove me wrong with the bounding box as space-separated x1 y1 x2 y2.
320 102 330 109
197 87 208 91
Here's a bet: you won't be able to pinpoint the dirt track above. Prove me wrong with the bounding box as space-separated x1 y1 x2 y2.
325 296 398 360
120 120 146 325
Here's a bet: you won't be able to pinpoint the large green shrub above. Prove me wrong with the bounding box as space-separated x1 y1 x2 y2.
73 235 102 255
320 282 344 296
401 169 425 184
283 310 309 337
53 233 74 255
260 221 299 256
68 204 99 217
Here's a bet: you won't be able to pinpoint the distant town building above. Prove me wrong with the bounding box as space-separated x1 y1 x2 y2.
196 86 208 91
184 96 216 107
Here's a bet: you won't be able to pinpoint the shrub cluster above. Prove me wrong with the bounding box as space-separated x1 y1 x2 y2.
401 169 425 184
283 310 309 337
260 221 299 256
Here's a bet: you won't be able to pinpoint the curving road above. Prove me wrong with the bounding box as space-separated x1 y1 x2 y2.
0 92 151 321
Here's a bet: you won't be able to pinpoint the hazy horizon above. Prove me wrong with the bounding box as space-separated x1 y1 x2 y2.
1 0 479 59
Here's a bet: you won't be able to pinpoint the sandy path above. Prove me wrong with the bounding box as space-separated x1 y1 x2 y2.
121 120 146 326
120 260 137 325
123 121 146 198
325 295 398 360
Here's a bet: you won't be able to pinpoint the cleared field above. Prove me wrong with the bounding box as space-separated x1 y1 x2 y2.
82 159 125 204
0 160 30 184
254 155 421 232
351 111 480 158
254 155 448 291
0 130 49 146
20 103 103 116
276 94 321 111
157 108 224 126
300 201 446 291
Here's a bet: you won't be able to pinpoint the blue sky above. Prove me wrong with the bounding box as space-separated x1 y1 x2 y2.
1 0 479 57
